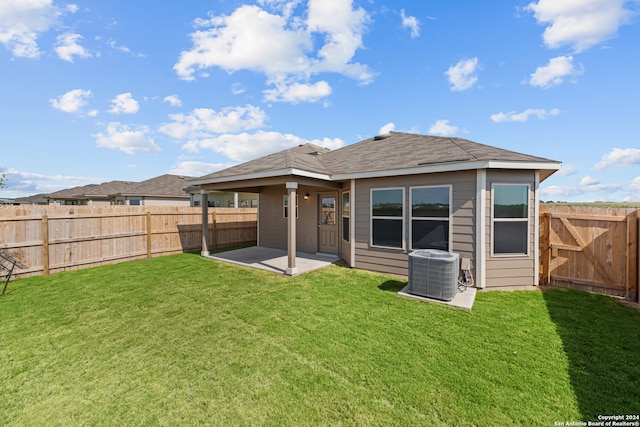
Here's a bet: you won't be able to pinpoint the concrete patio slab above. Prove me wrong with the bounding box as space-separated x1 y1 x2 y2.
207 246 341 275
398 284 476 311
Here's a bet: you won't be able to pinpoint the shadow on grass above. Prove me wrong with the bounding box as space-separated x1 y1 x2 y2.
542 289 640 420
378 280 406 293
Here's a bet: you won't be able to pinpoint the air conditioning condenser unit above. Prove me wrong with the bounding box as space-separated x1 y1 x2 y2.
408 249 459 301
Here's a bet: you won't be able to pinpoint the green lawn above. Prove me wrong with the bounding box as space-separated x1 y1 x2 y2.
1 254 639 426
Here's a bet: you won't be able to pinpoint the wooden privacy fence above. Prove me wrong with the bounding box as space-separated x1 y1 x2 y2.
0 205 257 280
539 205 639 302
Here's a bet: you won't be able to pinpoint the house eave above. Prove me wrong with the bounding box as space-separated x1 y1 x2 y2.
331 160 561 181
189 160 561 188
189 168 333 187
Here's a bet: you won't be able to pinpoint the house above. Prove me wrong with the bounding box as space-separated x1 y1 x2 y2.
111 174 193 206
184 187 259 208
188 132 560 290
13 193 50 205
48 181 134 206
46 174 195 206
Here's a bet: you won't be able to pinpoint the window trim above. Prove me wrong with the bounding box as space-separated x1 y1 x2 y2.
409 185 453 251
370 187 405 250
342 191 350 242
491 183 530 257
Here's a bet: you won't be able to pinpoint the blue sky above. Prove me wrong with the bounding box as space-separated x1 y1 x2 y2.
1 0 639 202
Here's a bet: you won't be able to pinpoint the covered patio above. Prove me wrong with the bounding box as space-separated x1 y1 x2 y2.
207 246 341 275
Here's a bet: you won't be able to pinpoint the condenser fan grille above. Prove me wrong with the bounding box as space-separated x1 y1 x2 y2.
408 249 459 301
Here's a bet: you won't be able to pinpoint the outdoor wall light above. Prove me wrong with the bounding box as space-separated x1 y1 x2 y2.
304 193 310 200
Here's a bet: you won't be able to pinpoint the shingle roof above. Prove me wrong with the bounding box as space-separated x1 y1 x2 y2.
193 132 559 184
47 175 194 200
14 193 49 204
199 144 331 180
48 181 133 199
115 174 193 197
321 132 555 175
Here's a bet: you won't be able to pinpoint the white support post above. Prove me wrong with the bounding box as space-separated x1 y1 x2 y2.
476 169 487 288
286 182 298 275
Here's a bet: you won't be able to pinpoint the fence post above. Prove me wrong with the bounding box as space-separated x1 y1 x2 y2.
626 210 638 302
211 211 217 250
146 211 152 258
539 211 550 285
42 214 49 276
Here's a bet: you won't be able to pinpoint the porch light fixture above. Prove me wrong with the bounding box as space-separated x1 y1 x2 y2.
304 193 310 200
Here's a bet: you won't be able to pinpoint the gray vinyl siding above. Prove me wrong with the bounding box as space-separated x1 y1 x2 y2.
258 186 288 250
485 170 537 289
257 184 331 255
353 170 477 277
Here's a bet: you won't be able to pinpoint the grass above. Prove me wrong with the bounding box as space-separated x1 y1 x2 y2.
1 253 639 426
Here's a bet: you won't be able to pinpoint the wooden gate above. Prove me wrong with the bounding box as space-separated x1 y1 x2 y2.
539 206 639 301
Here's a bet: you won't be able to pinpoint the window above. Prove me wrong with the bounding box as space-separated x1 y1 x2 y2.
410 186 451 250
283 194 298 218
321 197 336 225
371 188 404 249
342 192 350 242
492 184 529 255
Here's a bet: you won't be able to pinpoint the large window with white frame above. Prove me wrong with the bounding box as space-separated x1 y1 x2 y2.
492 184 529 255
371 188 404 249
410 185 451 250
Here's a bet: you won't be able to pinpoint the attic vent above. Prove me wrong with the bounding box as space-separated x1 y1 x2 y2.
309 151 323 156
374 133 391 140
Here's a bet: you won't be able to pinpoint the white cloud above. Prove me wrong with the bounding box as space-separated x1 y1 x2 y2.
541 182 623 199
529 55 583 88
525 0 635 52
628 176 640 193
49 88 92 113
379 122 395 135
94 122 160 155
556 164 577 176
108 92 139 114
176 5 308 80
55 32 91 62
490 108 560 123
159 105 267 140
183 130 344 162
163 95 182 107
400 9 420 38
107 38 145 58
428 119 458 136
445 57 479 91
580 175 599 186
231 83 246 95
263 80 332 103
174 1 373 102
0 0 60 58
169 161 234 177
1 167 103 194
595 148 640 169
